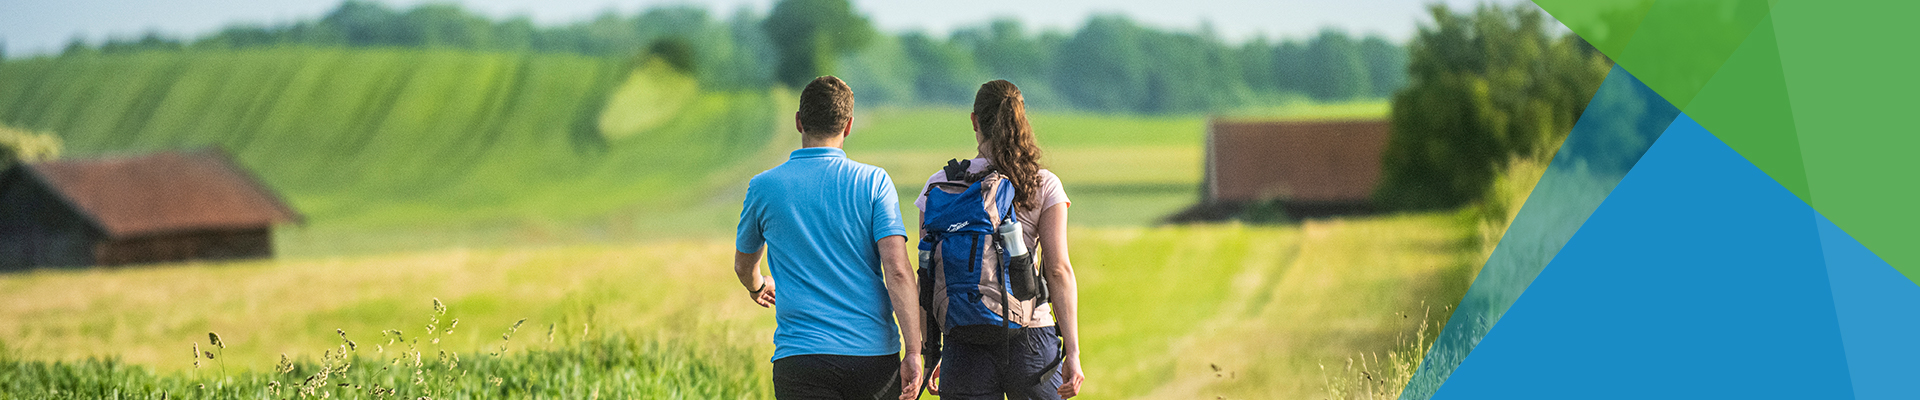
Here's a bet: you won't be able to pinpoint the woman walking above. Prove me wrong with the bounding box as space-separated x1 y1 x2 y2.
915 80 1086 399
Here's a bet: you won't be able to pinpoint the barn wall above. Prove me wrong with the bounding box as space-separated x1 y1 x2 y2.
0 169 99 270
95 228 273 266
1206 120 1391 204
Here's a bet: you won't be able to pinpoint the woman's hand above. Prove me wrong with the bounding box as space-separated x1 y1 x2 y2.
1057 353 1085 398
928 363 942 396
1038 203 1085 398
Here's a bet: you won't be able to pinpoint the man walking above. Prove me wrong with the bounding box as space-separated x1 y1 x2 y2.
734 76 924 400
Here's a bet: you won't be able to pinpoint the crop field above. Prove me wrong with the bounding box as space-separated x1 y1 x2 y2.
0 48 793 256
0 48 1471 399
0 217 1472 399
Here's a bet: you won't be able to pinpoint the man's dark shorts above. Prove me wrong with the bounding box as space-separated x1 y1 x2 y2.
940 327 1063 400
773 353 902 400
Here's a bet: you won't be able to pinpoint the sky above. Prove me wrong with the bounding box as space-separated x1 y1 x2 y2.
0 0 1537 56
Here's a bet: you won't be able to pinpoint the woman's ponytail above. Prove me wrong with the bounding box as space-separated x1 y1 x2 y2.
974 80 1044 212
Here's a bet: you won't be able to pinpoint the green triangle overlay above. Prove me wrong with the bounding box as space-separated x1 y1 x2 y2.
1611 0 1773 109
1771 0 1920 283
1679 13 1811 203
1530 0 1657 57
1536 0 1920 283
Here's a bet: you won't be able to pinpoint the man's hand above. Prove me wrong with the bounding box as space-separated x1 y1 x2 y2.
897 352 924 400
735 249 773 308
749 276 776 308
876 235 925 399
1057 354 1085 398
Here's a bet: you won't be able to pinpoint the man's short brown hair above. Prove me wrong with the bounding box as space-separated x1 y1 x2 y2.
797 76 855 138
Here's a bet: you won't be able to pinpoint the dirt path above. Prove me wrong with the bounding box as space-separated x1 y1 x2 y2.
1129 215 1470 400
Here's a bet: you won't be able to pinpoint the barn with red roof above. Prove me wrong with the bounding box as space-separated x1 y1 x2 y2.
1 149 301 269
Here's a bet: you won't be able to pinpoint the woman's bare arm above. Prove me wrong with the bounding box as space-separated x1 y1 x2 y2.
1039 203 1085 398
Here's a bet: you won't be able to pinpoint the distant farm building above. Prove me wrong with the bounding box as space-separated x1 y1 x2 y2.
1202 118 1391 217
1 149 301 269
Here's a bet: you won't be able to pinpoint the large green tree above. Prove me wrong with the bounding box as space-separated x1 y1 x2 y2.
1374 4 1611 209
762 0 876 88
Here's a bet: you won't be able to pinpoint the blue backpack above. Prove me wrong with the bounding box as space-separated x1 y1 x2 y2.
916 159 1058 390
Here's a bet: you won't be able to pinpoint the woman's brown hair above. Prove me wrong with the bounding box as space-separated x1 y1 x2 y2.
974 80 1045 212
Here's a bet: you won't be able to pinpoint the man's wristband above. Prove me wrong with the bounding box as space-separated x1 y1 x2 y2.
750 278 767 295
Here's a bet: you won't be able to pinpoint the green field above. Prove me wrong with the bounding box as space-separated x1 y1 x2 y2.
0 218 1472 399
0 48 1470 399
847 106 1210 228
0 48 792 256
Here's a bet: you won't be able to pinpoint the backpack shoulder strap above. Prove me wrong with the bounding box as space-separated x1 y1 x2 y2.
940 158 997 184
942 159 972 182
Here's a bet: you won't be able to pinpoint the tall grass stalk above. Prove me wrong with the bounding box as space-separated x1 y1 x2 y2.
1320 305 1444 400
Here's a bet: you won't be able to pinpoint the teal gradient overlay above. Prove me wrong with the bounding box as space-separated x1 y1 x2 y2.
1431 115 1853 398
1820 214 1920 400
1397 65 1678 399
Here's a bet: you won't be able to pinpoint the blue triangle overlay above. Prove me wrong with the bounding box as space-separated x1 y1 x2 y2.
1431 115 1854 398
1820 214 1920 399
1400 65 1680 399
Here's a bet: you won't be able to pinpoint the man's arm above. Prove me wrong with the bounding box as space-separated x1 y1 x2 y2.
735 247 774 307
879 236 922 353
878 235 924 398
736 179 774 308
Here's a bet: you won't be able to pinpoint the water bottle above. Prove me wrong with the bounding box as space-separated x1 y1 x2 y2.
998 218 1041 301
996 219 1027 258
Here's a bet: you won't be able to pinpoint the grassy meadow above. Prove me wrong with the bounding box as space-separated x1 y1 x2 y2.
0 48 1481 399
0 219 1473 400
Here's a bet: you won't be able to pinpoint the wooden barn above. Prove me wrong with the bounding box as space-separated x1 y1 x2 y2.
1202 118 1392 216
0 149 301 269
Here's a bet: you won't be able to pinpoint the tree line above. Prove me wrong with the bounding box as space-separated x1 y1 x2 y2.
51 0 1406 113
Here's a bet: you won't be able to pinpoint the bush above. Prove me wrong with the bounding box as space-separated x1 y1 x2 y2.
0 123 61 168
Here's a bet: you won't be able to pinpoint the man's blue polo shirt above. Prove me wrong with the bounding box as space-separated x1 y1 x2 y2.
737 147 908 361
